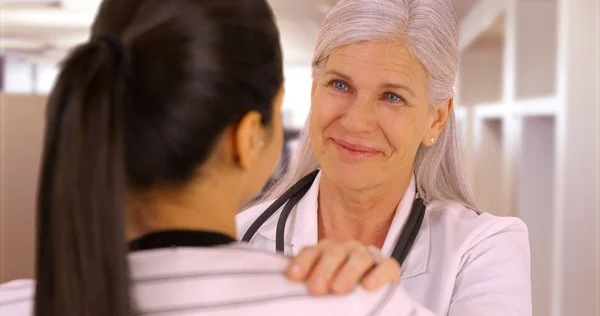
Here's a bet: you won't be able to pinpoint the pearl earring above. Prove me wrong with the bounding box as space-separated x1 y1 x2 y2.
431 138 436 144
257 140 265 148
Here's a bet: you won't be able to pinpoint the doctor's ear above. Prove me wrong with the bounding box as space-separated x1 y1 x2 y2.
234 111 266 170
421 98 453 147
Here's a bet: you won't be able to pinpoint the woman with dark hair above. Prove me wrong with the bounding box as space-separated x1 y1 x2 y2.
0 0 408 315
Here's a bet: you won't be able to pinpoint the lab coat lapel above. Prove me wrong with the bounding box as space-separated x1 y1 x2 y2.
254 172 321 256
381 174 430 280
398 213 430 279
289 171 321 255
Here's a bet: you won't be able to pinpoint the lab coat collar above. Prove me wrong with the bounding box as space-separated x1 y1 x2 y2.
380 174 430 279
253 172 321 250
255 171 429 280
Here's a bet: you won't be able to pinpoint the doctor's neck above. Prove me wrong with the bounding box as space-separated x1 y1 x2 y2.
317 170 413 248
125 166 242 242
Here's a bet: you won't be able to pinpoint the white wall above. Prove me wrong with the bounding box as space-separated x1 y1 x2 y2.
1 56 58 94
2 57 313 127
458 2 599 314
34 63 59 94
517 116 555 316
2 56 34 93
458 44 504 106
282 66 312 128
514 1 557 99
553 0 600 315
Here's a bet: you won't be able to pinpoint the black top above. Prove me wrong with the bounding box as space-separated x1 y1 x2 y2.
128 230 235 252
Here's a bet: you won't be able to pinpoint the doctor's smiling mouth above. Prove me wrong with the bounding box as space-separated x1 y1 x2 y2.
330 138 382 158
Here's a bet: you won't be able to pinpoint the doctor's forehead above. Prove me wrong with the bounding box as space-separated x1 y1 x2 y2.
323 41 427 87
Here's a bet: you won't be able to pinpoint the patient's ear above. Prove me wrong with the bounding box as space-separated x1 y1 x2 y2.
233 111 264 170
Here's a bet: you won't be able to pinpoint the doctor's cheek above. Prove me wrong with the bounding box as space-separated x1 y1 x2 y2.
285 240 402 295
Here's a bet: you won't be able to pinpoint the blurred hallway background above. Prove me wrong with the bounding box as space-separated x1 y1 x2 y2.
0 0 598 315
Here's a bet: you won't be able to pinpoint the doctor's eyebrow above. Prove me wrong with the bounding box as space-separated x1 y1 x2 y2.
323 70 416 97
324 70 354 82
379 82 415 97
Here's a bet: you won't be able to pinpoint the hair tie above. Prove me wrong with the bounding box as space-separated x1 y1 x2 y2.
95 34 132 76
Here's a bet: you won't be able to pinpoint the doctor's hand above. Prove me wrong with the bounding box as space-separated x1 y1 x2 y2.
285 240 401 296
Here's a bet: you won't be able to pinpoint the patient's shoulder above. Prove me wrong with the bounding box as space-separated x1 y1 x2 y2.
0 279 35 315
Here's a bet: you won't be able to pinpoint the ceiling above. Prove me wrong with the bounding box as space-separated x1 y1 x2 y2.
0 0 483 64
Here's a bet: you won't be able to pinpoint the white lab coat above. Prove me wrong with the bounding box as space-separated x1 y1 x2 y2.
1 243 445 316
236 171 533 316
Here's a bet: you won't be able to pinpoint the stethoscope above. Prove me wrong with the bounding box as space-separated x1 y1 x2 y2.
242 170 426 265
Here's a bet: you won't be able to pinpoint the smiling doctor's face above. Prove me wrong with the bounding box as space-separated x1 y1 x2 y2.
309 40 450 191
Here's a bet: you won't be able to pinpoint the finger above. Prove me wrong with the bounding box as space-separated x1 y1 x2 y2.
286 246 320 281
287 239 336 281
305 244 350 295
330 246 374 294
361 258 401 291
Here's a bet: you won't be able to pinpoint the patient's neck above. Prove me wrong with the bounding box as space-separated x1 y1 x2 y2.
126 172 239 242
317 173 411 248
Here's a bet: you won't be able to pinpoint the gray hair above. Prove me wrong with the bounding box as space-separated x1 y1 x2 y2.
259 0 479 211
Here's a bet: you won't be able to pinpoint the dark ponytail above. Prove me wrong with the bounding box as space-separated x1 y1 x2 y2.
34 39 133 316
33 0 283 315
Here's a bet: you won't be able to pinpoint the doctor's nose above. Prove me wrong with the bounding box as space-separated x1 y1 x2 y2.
340 97 377 135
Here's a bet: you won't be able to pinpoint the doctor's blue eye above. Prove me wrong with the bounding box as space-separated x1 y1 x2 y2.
331 80 349 91
384 93 402 102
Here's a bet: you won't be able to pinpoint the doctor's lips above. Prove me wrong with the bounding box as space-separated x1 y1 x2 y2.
331 138 380 157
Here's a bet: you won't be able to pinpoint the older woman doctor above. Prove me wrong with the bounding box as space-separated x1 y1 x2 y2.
237 0 532 315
